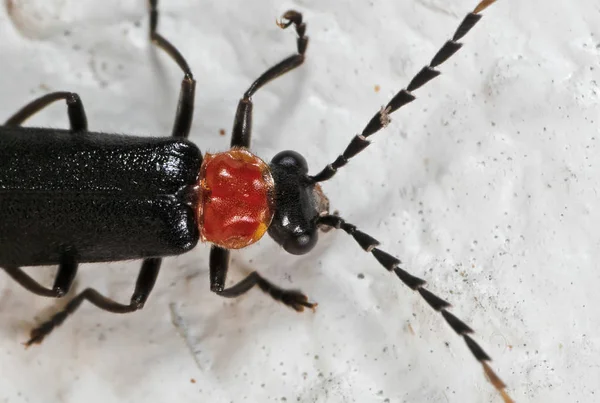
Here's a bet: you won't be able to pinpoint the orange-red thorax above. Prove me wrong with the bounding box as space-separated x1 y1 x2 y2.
197 149 274 249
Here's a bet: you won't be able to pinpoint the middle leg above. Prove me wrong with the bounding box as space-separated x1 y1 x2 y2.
230 11 308 148
26 257 162 346
149 0 196 139
209 245 316 312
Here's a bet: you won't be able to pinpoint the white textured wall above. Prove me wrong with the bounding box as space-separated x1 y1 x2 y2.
0 0 598 402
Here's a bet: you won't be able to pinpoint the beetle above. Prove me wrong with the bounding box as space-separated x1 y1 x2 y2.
0 0 511 401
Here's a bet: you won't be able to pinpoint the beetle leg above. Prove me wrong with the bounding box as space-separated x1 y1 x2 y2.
149 0 196 139
230 10 308 148
25 258 161 346
209 245 316 312
4 92 88 132
2 251 78 298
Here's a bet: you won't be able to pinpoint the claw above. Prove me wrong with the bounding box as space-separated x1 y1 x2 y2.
276 17 292 29
23 329 43 348
276 10 302 29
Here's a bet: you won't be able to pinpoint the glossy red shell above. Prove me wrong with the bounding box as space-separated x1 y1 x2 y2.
197 149 274 249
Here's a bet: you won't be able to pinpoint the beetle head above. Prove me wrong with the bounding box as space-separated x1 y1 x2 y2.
267 150 329 255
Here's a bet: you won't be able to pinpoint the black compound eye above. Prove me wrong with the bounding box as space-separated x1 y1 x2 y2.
271 150 308 173
283 229 318 255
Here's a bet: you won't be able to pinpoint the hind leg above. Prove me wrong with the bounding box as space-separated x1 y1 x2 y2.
4 92 88 131
3 250 78 298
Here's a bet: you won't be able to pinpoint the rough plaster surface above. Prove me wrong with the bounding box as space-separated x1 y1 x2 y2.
0 0 598 402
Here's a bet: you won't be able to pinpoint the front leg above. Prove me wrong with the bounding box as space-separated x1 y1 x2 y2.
230 11 308 148
209 245 316 312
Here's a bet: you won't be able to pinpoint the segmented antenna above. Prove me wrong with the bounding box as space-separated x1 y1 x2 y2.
309 0 498 183
317 214 513 403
